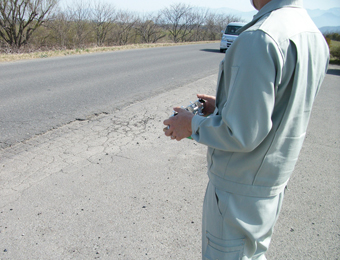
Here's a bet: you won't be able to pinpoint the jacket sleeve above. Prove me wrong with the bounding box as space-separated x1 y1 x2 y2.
191 31 283 152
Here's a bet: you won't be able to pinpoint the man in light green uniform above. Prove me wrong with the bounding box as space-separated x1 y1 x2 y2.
163 0 329 259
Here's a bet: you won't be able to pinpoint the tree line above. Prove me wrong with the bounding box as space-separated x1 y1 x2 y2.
0 0 244 52
325 32 340 42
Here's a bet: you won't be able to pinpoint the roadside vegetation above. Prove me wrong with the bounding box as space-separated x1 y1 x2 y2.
1 0 339 64
0 0 242 62
325 33 340 64
0 41 219 62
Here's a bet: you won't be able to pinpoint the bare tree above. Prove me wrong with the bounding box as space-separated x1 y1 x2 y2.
204 13 217 40
47 7 73 48
0 0 59 49
161 3 193 43
179 6 197 42
135 12 166 43
176 6 211 42
0 1 246 51
69 0 93 48
189 8 210 42
112 10 137 45
91 0 116 46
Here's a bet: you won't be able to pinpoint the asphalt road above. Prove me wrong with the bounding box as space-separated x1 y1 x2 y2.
0 43 222 149
0 65 338 259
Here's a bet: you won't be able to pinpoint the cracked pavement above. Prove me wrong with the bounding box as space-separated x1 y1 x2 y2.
0 76 216 260
1 68 339 259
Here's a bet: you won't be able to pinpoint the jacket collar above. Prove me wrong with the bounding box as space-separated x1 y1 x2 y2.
238 0 304 33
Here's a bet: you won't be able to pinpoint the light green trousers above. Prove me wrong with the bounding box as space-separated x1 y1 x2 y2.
202 181 284 260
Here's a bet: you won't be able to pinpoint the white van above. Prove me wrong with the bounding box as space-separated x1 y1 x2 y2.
220 22 246 53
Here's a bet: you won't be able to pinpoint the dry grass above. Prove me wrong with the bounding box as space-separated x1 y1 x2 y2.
330 40 340 65
330 40 340 48
0 41 218 63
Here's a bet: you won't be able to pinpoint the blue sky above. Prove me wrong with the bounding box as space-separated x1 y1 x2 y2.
59 0 340 12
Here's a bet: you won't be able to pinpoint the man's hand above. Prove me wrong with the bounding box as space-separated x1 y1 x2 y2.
197 94 216 116
163 107 194 141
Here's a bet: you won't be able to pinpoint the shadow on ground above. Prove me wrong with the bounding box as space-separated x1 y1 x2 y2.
200 49 223 54
327 67 340 76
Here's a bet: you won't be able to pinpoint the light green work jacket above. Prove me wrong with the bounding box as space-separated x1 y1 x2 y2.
191 0 329 197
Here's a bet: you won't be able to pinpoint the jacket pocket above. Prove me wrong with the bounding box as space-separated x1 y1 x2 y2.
204 232 245 260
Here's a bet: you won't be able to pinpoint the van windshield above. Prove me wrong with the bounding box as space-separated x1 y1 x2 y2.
224 26 243 35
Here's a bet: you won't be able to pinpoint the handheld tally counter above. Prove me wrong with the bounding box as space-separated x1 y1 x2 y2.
164 98 205 133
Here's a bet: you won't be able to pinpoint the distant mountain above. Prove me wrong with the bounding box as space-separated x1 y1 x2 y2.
307 8 340 28
211 7 340 30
